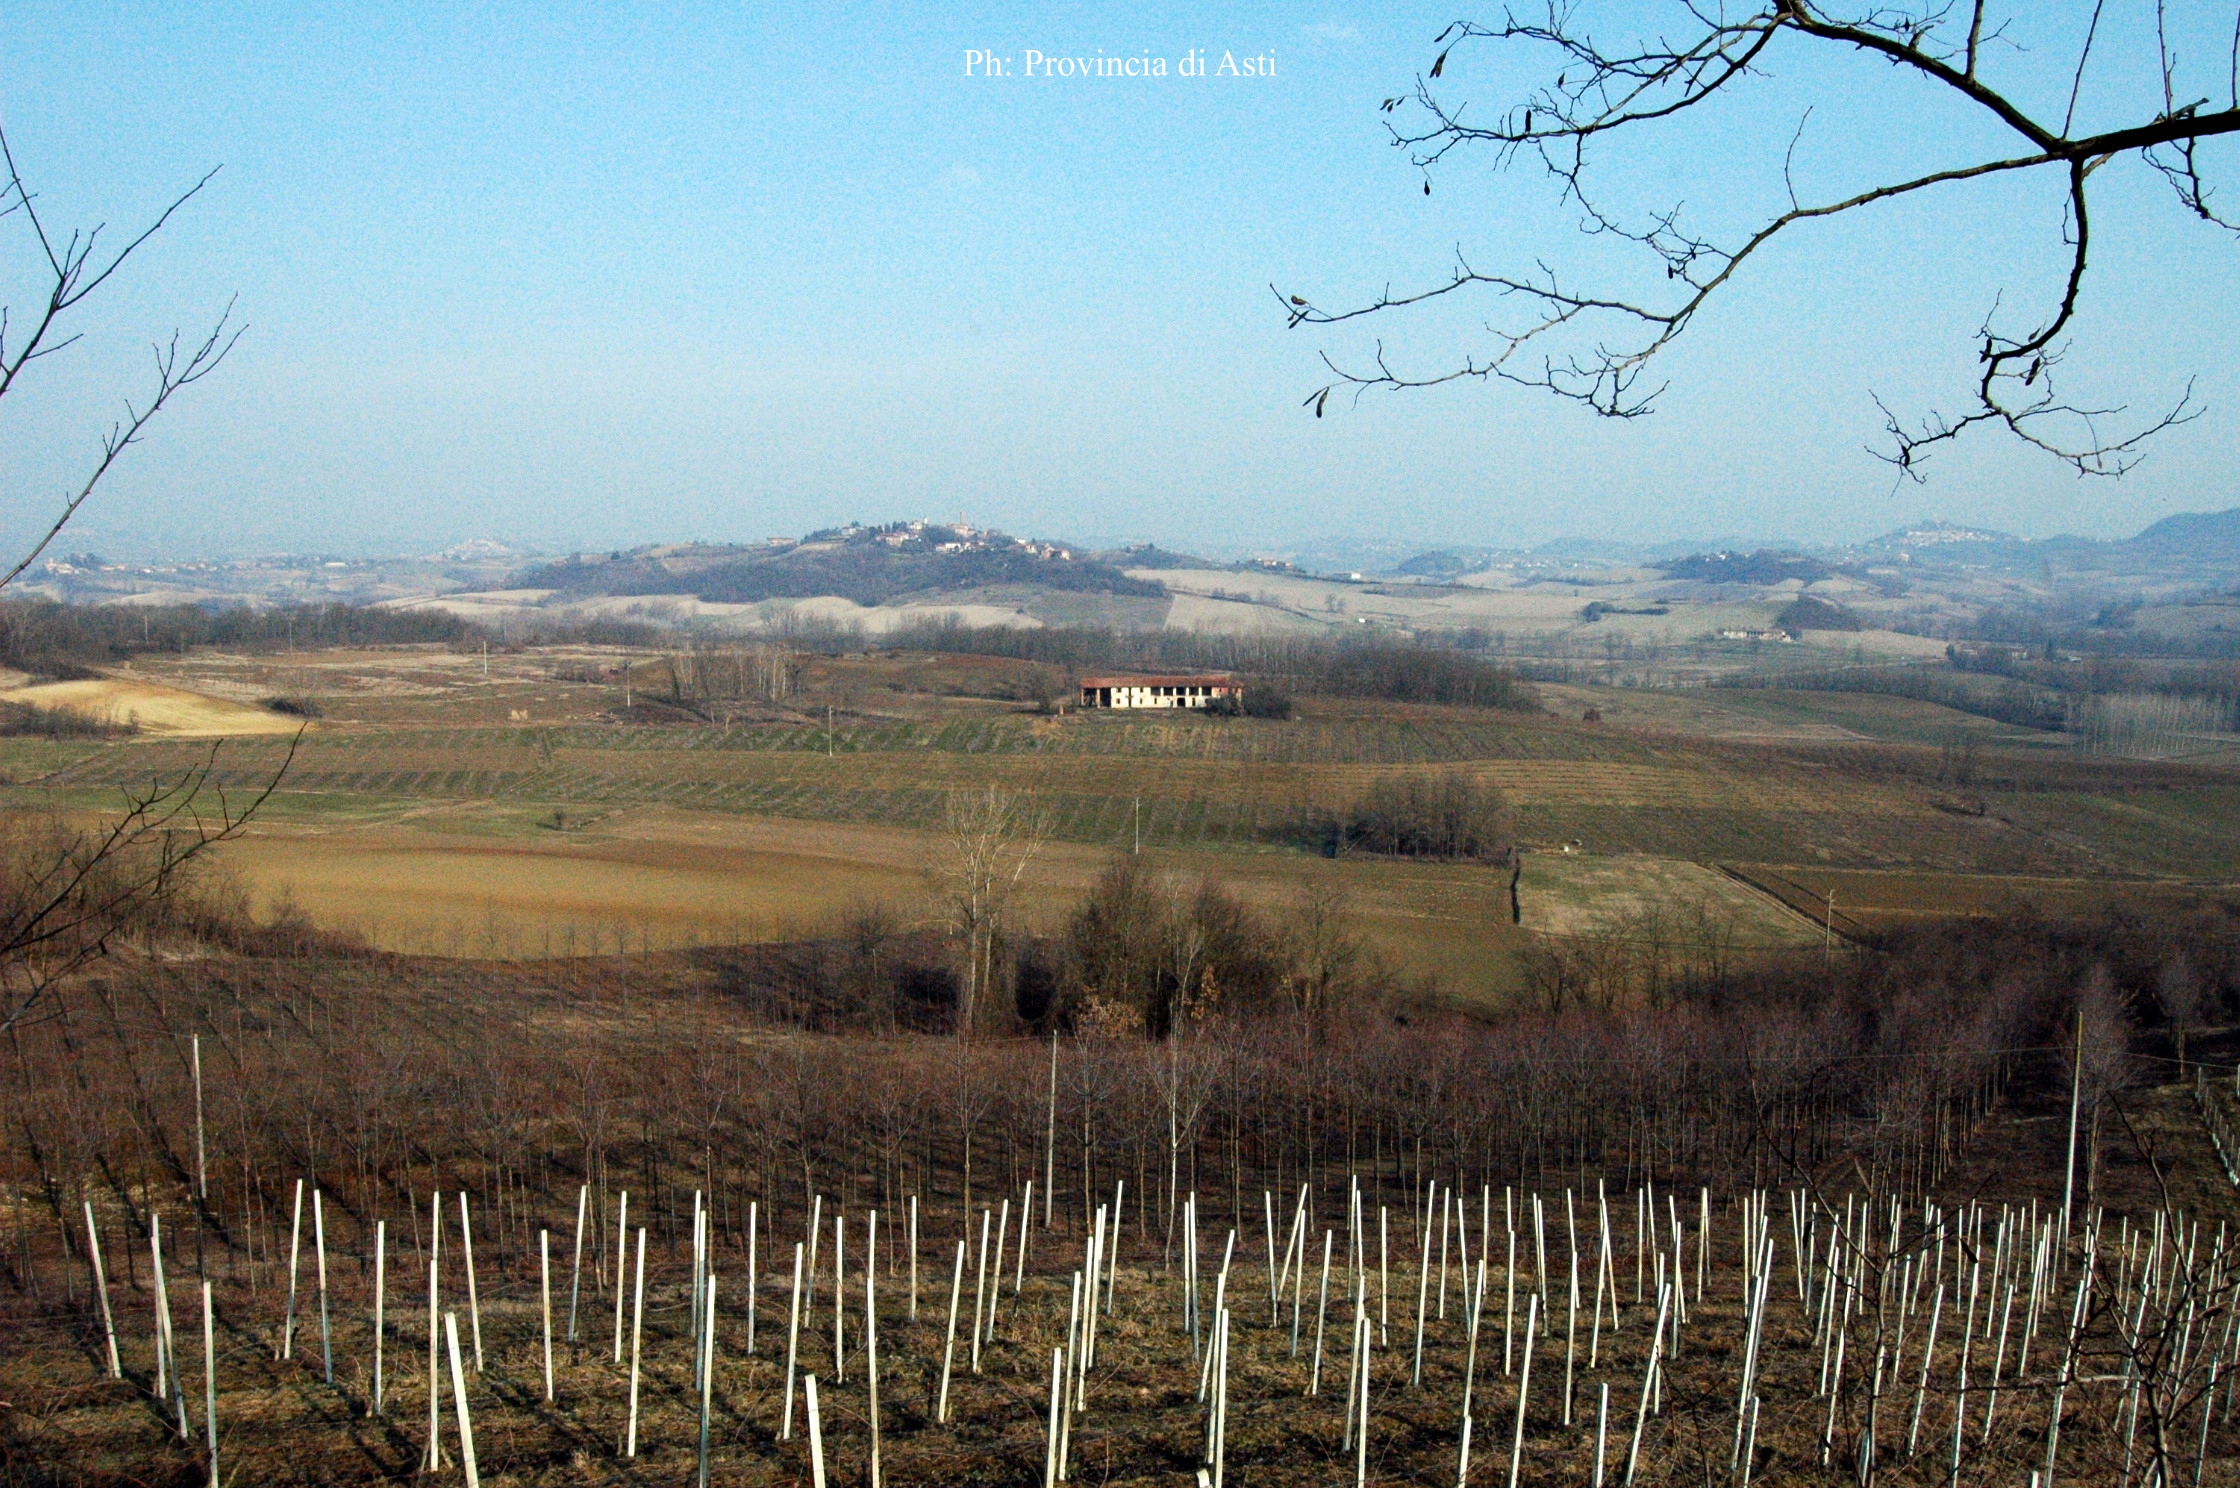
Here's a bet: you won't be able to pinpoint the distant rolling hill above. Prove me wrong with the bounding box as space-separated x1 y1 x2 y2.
516 524 1164 608
2122 507 2240 563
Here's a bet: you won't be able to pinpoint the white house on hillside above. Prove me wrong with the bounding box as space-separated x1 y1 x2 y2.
1078 673 1238 709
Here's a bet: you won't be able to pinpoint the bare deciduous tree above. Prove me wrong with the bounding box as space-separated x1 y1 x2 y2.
1282 4 2240 477
0 123 279 1032
0 747 295 1035
2 123 242 583
929 786 1045 1037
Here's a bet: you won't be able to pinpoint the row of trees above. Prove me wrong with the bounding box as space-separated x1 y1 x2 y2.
0 597 475 677
878 620 1541 712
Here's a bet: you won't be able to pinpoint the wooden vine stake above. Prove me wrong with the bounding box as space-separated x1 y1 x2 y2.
150 1215 172 1398
371 1219 386 1417
281 1180 302 1361
539 1229 554 1402
1342 1297 1363 1449
1045 1033 1058 1229
152 1213 188 1436
1461 1257 1486 1421
690 1194 705 1390
1108 1181 1125 1311
1211 1307 1231 1488
1413 1190 1433 1386
1044 1347 1066 1488
697 1274 717 1488
443 1311 481 1488
988 1199 1010 1339
566 1184 588 1346
1623 1283 1672 1488
314 1189 333 1384
191 1035 208 1201
1593 1382 1608 1488
782 1241 805 1439
1264 1191 1280 1325
458 1193 484 1371
201 1282 218 1488
1310 1229 1333 1395
1380 1208 1390 1344
805 1374 828 1488
1355 1306 1372 1488
80 1200 120 1377
612 1190 629 1362
938 1239 965 1421
1508 1293 1538 1488
1565 1244 1579 1425
624 1227 647 1457
866 1209 883 1488
424 1193 444 1472
971 1208 990 1374
1199 1232 1234 1401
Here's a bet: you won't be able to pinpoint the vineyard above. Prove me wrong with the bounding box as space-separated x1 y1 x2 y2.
5 921 2238 1487
20 709 2216 872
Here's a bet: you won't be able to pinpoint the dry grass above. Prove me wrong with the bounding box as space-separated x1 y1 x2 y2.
0 678 302 737
201 808 1531 1000
1519 853 1824 947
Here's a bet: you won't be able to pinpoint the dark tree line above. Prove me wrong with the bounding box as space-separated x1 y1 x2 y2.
0 598 475 678
877 620 1541 712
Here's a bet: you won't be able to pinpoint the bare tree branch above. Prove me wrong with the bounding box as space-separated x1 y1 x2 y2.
1282 3 2240 477
0 122 280 1033
0 120 241 584
0 729 303 1036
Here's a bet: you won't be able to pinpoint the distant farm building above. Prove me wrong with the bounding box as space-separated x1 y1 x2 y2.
1079 673 1238 710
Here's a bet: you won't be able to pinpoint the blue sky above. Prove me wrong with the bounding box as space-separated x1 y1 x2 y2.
3 2 2236 561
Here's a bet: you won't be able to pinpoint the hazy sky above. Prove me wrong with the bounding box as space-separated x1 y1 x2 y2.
3 2 2236 561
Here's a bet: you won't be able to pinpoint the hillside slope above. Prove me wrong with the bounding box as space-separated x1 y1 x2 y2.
518 525 1164 607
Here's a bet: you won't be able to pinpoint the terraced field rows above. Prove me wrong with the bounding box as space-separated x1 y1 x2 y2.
22 718 2143 871
371 713 1666 765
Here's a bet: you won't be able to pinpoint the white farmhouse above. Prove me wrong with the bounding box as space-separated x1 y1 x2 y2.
1078 673 1239 710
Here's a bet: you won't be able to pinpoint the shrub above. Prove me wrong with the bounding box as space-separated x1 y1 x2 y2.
0 700 132 737
1204 683 1294 720
1338 769 1512 861
1242 682 1295 719
1060 856 1325 1034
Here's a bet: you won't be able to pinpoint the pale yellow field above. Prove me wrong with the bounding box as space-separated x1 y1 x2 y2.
1519 850 1826 948
210 805 1529 998
0 678 303 736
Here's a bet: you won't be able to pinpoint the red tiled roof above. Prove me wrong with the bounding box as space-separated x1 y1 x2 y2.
1079 674 1236 688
